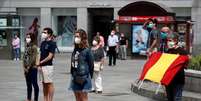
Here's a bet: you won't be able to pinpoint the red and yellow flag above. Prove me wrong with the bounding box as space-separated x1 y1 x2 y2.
139 52 189 86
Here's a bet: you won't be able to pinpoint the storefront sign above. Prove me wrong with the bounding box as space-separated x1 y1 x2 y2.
0 18 7 26
117 16 174 23
89 3 111 7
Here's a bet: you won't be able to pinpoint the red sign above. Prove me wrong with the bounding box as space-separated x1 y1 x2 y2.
117 16 174 23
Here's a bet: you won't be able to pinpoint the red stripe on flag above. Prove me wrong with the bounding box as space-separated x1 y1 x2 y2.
161 55 189 85
139 52 162 80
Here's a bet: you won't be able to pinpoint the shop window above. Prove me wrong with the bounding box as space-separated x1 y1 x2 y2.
57 16 77 47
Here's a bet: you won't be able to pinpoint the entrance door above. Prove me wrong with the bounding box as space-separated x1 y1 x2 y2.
88 8 114 45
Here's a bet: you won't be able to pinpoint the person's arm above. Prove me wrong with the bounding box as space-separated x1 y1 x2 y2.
39 52 54 65
115 35 119 48
87 49 94 78
143 20 149 29
126 38 128 48
149 39 157 52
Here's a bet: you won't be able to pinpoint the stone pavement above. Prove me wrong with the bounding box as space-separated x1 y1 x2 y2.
0 53 156 101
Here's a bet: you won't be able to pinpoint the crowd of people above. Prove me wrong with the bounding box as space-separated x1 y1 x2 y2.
11 17 189 101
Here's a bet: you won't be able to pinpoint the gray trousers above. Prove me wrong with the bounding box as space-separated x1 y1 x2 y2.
119 45 127 59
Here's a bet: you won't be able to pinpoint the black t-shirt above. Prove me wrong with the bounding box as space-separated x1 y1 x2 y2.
167 47 188 85
40 40 56 66
119 36 127 45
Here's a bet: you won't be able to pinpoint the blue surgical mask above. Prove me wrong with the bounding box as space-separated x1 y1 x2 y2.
147 23 154 28
161 32 167 39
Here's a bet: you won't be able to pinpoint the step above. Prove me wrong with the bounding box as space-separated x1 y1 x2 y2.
131 81 201 101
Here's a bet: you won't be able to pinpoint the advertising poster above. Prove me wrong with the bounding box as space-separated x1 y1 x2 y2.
132 25 148 55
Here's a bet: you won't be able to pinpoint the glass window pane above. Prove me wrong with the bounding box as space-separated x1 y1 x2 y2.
57 16 77 47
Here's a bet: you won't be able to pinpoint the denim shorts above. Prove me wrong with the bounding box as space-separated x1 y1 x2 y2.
69 75 92 92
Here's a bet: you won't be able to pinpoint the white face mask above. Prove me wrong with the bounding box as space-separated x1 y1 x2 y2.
26 38 31 43
111 32 115 35
41 33 48 39
92 40 98 46
74 37 81 44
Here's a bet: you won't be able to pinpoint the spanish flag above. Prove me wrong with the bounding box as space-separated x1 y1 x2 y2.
139 52 189 86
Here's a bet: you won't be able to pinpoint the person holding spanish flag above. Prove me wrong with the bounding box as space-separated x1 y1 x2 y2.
165 32 189 101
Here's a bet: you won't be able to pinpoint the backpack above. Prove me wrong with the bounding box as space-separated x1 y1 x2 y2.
71 48 90 85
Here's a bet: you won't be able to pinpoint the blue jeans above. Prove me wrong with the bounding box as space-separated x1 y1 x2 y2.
25 68 39 101
166 84 184 101
14 48 20 59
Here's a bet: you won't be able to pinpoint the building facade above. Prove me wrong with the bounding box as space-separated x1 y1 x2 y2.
0 0 200 59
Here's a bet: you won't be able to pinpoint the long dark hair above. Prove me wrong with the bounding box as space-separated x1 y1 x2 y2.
26 33 36 45
75 29 89 48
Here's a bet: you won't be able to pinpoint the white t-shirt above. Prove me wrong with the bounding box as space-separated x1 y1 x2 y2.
108 35 119 47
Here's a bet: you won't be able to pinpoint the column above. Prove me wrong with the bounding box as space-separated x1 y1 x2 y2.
40 8 52 29
191 0 201 55
77 8 88 32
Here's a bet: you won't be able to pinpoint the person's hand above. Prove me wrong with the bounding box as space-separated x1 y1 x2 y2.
24 68 28 73
146 48 152 56
38 66 42 72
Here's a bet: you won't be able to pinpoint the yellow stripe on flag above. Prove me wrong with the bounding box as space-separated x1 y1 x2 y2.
144 53 179 83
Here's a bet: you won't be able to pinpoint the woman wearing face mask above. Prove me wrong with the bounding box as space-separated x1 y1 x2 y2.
23 33 39 101
69 29 94 101
91 36 105 94
165 32 189 101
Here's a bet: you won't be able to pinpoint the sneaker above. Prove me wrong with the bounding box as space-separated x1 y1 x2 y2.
89 90 96 93
16 58 20 61
96 91 102 94
13 58 16 61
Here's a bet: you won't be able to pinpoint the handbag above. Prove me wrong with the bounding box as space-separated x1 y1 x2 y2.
94 62 102 72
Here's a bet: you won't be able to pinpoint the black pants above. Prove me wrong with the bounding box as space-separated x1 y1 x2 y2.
108 46 116 66
25 68 39 101
165 84 184 101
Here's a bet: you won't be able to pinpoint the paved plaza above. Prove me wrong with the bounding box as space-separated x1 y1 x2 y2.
0 53 156 101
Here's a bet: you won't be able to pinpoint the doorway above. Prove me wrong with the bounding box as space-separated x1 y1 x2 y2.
88 8 114 45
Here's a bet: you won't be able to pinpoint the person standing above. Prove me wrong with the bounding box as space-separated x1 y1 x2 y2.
91 36 104 94
12 33 20 61
143 18 160 56
107 30 119 66
23 33 39 101
37 28 56 101
119 33 128 60
159 26 171 53
165 32 189 101
69 29 94 101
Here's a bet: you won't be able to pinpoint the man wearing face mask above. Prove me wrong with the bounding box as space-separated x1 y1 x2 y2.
165 32 189 101
159 26 171 52
37 27 56 101
143 18 160 56
107 30 119 66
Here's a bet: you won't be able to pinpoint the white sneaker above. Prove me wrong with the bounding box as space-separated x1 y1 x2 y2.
13 58 16 61
16 58 20 61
